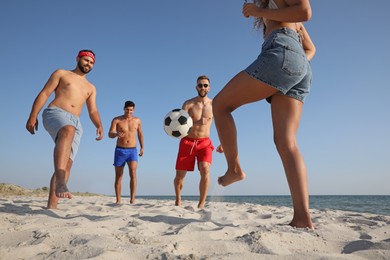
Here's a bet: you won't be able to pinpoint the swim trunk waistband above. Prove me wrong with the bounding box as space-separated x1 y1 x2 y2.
46 106 80 119
116 146 136 149
182 136 210 142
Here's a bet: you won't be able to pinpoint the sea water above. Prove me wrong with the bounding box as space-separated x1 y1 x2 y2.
136 195 390 216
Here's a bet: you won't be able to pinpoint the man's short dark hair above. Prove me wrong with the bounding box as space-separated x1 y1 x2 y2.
197 75 210 83
124 101 135 108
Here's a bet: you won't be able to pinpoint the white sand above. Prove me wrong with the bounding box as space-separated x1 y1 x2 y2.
0 192 389 259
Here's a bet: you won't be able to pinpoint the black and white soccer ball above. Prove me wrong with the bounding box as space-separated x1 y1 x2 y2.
163 109 193 138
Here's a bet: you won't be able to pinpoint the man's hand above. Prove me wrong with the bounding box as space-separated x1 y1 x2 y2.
96 126 104 141
26 118 38 135
116 131 125 138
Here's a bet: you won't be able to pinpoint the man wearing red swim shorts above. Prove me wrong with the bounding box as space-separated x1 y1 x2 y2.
174 75 223 209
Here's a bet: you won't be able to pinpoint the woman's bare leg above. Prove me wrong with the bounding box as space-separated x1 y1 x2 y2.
213 71 277 186
271 95 314 229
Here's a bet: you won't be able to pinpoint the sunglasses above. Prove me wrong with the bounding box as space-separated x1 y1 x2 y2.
197 83 209 88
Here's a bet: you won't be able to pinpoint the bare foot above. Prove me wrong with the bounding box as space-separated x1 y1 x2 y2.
46 201 58 209
55 182 73 199
218 169 246 187
175 199 181 206
198 202 205 209
130 199 135 204
289 219 316 229
47 192 59 209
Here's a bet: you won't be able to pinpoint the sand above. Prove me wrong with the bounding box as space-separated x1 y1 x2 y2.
0 184 389 259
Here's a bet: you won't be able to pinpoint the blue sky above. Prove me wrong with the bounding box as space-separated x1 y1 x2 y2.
1 1 389 196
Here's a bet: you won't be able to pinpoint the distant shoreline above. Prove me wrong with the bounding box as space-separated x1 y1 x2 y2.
2 183 389 215
135 195 390 216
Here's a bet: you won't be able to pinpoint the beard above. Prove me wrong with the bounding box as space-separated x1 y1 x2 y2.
77 61 92 74
198 90 208 98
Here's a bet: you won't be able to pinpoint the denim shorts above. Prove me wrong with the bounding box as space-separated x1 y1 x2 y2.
42 106 83 161
244 27 312 102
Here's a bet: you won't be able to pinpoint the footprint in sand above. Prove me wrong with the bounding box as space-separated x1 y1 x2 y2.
198 209 212 221
30 230 50 245
342 240 375 254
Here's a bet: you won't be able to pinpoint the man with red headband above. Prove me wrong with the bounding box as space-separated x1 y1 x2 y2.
26 49 104 209
78 50 95 63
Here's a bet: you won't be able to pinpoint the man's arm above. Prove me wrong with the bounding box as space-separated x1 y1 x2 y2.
181 99 191 112
137 119 144 156
26 70 62 134
86 85 104 140
108 118 119 138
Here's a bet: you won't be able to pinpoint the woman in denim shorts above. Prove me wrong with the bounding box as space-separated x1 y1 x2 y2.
213 0 316 229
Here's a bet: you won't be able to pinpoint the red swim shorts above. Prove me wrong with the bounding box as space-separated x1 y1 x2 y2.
175 136 214 171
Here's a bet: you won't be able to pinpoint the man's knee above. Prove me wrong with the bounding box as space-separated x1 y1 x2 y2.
115 167 125 176
174 171 186 182
198 162 210 174
58 125 76 139
129 169 137 178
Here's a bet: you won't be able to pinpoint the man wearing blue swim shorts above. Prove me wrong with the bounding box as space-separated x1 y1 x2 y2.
109 101 144 204
26 50 104 209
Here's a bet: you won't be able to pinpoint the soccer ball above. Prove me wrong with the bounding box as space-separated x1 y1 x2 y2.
163 109 193 138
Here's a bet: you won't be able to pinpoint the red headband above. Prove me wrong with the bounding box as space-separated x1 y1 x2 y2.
77 51 95 62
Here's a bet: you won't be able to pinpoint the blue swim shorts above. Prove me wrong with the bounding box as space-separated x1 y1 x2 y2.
42 106 83 161
244 27 312 103
113 146 138 167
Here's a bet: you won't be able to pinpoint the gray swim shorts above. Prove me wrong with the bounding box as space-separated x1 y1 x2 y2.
42 106 83 161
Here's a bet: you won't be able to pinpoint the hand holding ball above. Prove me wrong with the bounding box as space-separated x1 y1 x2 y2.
163 109 193 138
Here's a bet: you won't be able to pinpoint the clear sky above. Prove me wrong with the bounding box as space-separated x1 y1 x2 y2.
1 1 389 196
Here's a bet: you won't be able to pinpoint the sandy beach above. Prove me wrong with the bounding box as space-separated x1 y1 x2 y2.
0 184 389 259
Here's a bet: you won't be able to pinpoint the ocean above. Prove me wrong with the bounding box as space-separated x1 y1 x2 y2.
136 195 390 216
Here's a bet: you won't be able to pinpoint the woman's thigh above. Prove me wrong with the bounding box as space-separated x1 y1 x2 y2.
214 71 278 111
